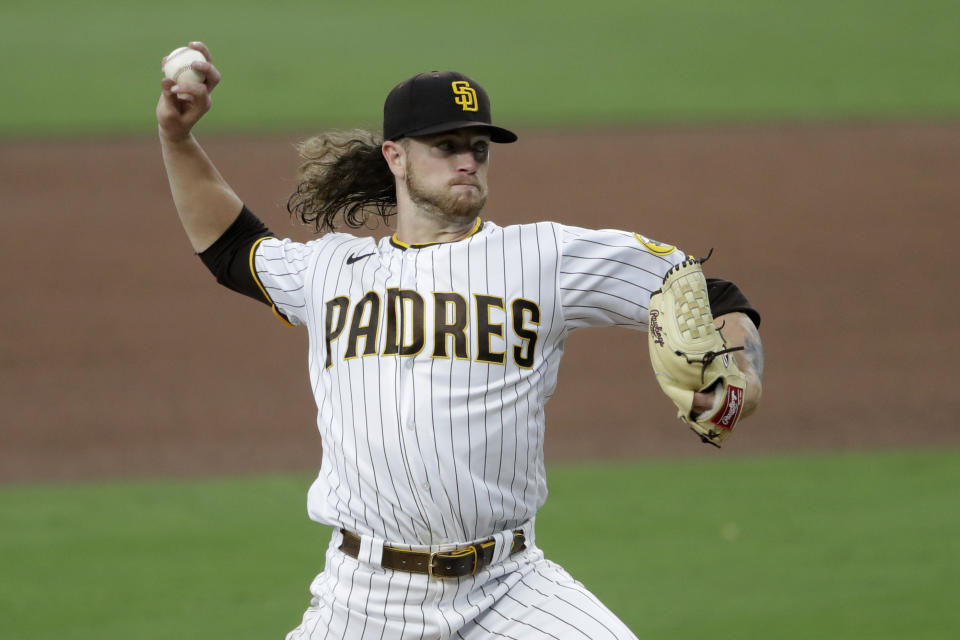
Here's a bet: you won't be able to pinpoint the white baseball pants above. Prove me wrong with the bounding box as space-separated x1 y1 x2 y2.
285 525 637 640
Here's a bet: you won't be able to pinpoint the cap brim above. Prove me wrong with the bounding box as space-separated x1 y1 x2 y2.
398 121 518 143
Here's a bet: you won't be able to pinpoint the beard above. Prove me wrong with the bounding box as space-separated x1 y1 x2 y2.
405 164 487 222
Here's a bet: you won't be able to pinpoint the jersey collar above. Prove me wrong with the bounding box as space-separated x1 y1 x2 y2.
389 218 484 250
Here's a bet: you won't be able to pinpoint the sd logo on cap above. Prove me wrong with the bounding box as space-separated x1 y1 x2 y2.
451 81 479 112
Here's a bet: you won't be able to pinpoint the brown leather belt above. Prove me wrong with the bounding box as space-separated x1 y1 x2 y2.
339 529 526 578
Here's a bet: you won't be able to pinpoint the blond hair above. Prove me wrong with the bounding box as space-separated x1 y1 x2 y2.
287 129 397 233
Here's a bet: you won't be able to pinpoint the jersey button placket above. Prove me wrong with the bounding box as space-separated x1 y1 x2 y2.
395 248 442 525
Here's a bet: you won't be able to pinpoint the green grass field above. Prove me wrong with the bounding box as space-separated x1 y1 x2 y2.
2 449 957 639
2 0 959 137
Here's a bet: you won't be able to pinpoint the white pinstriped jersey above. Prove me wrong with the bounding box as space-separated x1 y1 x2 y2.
254 220 686 546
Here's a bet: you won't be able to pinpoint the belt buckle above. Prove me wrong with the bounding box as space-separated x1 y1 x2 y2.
428 544 480 579
427 551 440 579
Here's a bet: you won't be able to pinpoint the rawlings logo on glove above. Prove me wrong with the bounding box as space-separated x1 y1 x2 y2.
648 257 747 447
649 310 666 347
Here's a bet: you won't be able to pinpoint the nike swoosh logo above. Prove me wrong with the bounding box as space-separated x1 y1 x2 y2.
346 252 375 265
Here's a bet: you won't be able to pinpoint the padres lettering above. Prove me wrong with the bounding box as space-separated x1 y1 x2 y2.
451 81 478 112
324 289 540 368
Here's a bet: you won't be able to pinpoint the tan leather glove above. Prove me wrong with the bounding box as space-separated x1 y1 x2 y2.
648 258 747 447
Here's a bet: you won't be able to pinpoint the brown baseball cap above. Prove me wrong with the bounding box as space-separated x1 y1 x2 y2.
383 71 518 143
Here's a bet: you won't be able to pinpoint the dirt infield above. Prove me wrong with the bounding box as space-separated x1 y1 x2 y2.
2 122 958 483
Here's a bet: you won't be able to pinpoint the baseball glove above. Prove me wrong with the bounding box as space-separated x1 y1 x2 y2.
648 257 747 447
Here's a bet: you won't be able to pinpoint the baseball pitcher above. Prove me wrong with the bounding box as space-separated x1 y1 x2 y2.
156 42 764 640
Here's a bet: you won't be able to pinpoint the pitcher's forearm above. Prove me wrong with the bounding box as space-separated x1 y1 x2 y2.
714 311 764 418
160 131 243 252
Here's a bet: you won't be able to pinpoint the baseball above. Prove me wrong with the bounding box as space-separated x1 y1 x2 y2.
163 46 206 85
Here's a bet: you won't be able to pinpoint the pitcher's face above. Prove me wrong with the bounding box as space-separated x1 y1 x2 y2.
401 129 491 221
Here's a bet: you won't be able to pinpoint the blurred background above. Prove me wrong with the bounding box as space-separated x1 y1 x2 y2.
2 1 958 638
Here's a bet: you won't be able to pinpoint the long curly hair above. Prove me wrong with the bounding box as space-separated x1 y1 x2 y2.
287 130 397 233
